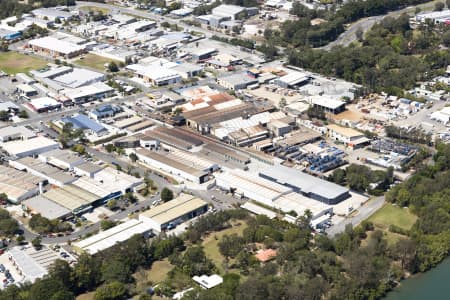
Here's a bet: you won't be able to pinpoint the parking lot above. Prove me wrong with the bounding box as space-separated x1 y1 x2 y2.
0 253 24 289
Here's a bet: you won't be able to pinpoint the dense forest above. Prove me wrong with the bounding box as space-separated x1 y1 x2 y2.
0 143 447 299
287 13 450 94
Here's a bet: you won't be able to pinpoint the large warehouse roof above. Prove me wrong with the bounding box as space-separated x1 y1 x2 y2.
1 136 58 156
74 219 152 255
29 36 85 55
140 194 207 225
43 185 98 211
0 165 42 202
23 195 71 220
259 165 349 200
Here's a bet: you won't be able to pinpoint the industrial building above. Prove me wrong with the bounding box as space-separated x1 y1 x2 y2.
28 36 86 59
0 165 43 203
7 246 61 284
59 114 108 137
9 157 77 187
216 73 258 90
23 195 72 220
138 193 208 232
50 68 105 89
0 126 35 143
39 185 100 215
32 8 75 21
275 71 311 88
130 64 182 86
143 127 204 151
38 149 85 171
259 165 350 205
73 161 104 178
72 167 143 201
28 97 62 113
216 168 334 219
61 82 114 104
136 148 215 184
326 124 370 149
89 104 122 120
1 136 59 158
309 95 346 114
74 219 153 255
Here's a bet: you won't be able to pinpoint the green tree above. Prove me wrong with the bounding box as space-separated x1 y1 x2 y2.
107 62 119 73
129 152 138 162
100 220 117 231
161 187 174 202
32 236 42 250
94 281 127 300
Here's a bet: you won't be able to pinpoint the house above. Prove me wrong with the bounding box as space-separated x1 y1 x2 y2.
192 274 223 289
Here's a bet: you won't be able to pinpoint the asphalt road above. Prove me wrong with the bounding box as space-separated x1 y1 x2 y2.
76 1 231 40
321 2 437 50
326 196 385 237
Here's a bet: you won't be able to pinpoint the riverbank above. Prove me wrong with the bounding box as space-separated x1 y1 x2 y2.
385 257 450 300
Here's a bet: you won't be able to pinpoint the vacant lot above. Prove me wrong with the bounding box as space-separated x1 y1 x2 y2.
0 52 47 74
79 6 110 14
76 292 95 300
368 203 417 231
202 221 248 272
75 54 119 71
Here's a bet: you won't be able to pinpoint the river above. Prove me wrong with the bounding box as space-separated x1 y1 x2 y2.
384 258 450 300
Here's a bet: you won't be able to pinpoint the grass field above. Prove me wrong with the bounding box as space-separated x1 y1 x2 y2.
74 54 119 71
202 221 248 273
79 6 110 14
368 203 417 231
0 52 47 74
146 259 174 284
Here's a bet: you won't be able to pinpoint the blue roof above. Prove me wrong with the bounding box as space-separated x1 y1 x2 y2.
62 114 106 133
91 104 120 117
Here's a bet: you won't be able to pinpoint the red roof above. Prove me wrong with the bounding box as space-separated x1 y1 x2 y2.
255 249 277 262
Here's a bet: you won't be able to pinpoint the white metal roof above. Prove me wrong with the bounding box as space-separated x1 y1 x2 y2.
29 36 85 55
74 219 152 254
1 136 58 156
29 97 60 110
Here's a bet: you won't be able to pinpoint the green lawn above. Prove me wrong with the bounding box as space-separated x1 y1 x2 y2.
74 54 119 71
0 52 47 74
202 221 247 273
368 203 417 231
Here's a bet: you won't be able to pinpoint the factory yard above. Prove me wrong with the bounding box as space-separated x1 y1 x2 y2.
0 52 47 74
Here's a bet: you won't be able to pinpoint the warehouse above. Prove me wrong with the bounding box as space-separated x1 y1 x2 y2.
146 126 204 150
74 219 153 255
259 165 350 205
31 66 73 80
216 73 258 90
0 165 43 203
139 193 208 232
0 126 35 143
52 68 105 89
60 114 108 136
41 185 99 215
211 4 246 20
28 36 86 58
215 169 292 207
62 82 114 104
7 246 61 284
201 143 250 166
326 124 370 149
275 71 311 88
1 136 59 158
73 162 103 178
16 84 38 97
38 149 85 171
72 167 143 202
136 148 212 184
0 28 21 41
133 65 182 86
9 157 77 187
28 97 62 113
23 195 72 220
310 95 346 114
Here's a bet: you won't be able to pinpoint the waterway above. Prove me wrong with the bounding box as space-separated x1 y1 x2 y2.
384 257 450 300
